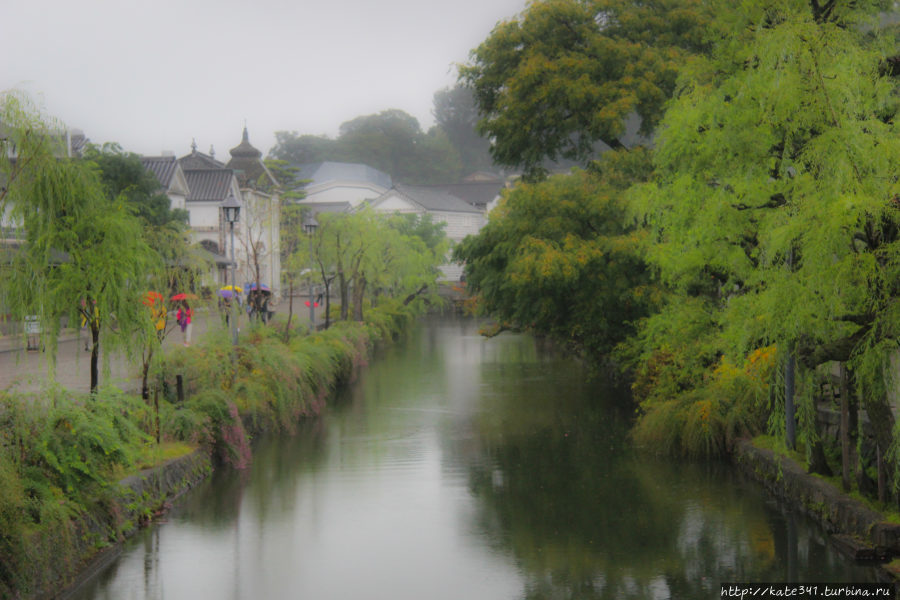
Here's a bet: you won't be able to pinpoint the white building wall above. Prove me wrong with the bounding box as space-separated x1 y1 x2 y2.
428 212 486 244
305 183 387 207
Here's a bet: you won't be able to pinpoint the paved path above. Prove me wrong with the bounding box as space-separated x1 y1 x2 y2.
0 309 224 395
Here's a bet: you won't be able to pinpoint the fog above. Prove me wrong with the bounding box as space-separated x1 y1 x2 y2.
1 0 526 157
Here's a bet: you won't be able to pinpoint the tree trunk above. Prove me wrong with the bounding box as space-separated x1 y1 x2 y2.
90 324 100 394
141 347 153 401
403 284 428 306
283 279 294 343
352 276 367 321
840 363 851 491
324 280 332 330
339 270 349 321
864 393 895 502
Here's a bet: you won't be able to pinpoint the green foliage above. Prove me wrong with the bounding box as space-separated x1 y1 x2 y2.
310 208 447 322
631 344 776 457
627 0 900 456
0 93 162 391
459 0 716 177
84 142 189 229
263 158 308 201
0 216 421 597
455 151 655 359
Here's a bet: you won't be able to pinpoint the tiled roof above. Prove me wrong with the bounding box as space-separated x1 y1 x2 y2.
178 150 225 171
141 156 178 188
295 200 353 215
226 127 277 189
184 169 234 201
390 184 483 214
426 182 504 209
296 162 392 191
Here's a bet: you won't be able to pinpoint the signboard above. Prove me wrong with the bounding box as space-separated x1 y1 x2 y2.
24 315 41 351
24 315 40 335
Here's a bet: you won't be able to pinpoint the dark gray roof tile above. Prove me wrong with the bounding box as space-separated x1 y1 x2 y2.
184 169 234 201
390 183 483 214
141 155 178 188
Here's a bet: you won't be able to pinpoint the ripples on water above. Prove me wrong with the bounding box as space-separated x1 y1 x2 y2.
67 317 884 600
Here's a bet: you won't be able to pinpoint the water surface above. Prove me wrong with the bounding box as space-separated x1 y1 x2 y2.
68 316 881 600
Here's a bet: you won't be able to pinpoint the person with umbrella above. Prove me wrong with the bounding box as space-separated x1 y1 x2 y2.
217 286 242 327
172 293 194 346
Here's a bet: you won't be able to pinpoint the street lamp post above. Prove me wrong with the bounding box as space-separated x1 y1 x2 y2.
222 193 241 346
303 212 318 333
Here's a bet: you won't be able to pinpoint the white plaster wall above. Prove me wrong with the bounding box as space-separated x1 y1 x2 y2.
375 195 418 212
305 184 387 207
188 202 221 230
431 212 485 243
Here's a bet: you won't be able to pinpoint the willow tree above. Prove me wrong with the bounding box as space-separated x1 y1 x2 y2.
630 1 900 463
0 93 159 393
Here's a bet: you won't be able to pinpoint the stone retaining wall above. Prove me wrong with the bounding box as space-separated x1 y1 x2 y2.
734 439 900 556
45 449 212 599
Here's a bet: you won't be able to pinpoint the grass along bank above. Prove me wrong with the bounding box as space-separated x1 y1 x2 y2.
0 299 423 599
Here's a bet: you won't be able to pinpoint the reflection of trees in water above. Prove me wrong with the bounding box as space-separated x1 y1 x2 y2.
173 418 329 529
461 359 877 599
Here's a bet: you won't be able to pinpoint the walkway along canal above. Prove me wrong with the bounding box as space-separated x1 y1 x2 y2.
65 316 884 600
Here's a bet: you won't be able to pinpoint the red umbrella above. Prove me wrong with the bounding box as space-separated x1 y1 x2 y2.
171 293 199 301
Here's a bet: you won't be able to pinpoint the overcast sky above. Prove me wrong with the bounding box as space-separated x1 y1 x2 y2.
2 0 526 159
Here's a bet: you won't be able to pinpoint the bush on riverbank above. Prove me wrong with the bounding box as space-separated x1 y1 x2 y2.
630 344 777 458
0 300 422 598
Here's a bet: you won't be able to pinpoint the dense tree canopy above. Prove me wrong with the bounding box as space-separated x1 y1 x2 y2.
626 0 900 455
459 0 716 178
455 150 656 359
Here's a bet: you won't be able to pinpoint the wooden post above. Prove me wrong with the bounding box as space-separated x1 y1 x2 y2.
154 386 161 445
176 374 184 404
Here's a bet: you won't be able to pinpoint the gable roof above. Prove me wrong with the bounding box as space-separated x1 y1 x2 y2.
183 169 235 201
378 183 483 214
297 161 392 191
426 182 504 210
141 155 179 188
296 200 354 216
178 148 225 171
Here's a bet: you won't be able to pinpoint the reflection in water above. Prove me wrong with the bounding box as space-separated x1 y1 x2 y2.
67 317 882 600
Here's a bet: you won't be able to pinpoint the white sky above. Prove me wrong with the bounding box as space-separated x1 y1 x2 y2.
2 0 527 159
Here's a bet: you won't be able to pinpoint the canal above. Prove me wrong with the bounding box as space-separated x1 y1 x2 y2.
67 316 882 599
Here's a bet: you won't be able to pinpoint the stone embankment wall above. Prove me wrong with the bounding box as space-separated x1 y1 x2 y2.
734 439 900 560
49 450 211 600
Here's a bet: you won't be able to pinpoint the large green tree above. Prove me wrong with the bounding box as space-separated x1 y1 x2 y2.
459 0 716 178
310 208 446 322
83 142 195 398
455 150 656 360
628 0 900 459
0 94 161 393
432 84 494 175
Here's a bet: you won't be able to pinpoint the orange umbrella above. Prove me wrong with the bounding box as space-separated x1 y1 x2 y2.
143 291 164 306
